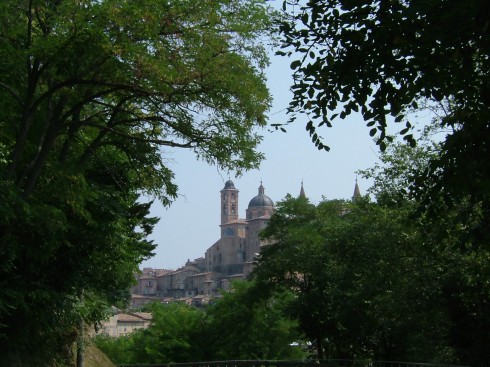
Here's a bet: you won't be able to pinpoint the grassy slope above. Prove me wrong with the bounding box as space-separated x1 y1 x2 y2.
84 343 117 367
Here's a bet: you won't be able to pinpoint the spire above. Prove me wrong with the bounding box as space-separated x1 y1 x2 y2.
258 181 265 195
352 177 361 200
299 180 306 198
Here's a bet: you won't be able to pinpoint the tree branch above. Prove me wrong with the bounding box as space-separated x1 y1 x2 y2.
81 122 197 148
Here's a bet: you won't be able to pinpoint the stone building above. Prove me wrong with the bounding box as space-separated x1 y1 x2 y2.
98 311 152 337
131 180 276 306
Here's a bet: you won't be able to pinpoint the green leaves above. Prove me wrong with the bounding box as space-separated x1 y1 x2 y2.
290 59 302 70
278 0 490 201
0 0 274 363
254 195 456 362
96 286 305 364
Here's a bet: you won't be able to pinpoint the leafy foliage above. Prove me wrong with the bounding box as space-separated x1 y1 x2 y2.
359 137 490 367
0 0 273 364
358 123 443 205
274 5 490 363
205 281 305 360
254 196 458 363
91 334 135 366
95 288 306 364
130 302 207 364
278 0 490 206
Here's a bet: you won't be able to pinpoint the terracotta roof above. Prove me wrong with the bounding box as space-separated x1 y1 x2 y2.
118 314 146 323
131 294 156 299
117 312 152 323
189 272 212 278
133 312 152 320
247 215 270 221
220 219 248 225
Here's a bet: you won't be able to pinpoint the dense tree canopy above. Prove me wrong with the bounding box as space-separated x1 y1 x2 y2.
359 137 490 367
95 283 306 364
274 6 490 363
253 196 449 362
0 0 273 365
251 132 489 366
204 280 305 360
278 0 489 206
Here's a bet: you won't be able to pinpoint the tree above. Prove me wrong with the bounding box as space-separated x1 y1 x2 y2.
277 0 489 206
276 5 490 363
96 283 306 364
130 302 207 364
254 196 455 363
0 0 273 365
358 123 443 206
95 302 206 364
92 333 136 366
205 280 306 360
359 136 490 367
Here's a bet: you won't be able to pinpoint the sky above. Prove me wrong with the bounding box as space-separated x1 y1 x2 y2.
141 46 383 270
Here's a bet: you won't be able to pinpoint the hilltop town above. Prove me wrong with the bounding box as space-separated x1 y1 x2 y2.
130 179 361 308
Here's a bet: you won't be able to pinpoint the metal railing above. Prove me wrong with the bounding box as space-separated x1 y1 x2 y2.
119 359 471 367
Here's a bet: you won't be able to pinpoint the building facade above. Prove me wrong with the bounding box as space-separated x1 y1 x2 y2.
97 309 152 337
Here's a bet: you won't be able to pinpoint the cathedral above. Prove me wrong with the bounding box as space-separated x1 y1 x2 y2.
210 179 274 278
131 180 280 306
131 179 359 307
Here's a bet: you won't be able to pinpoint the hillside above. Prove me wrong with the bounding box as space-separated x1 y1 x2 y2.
84 343 116 367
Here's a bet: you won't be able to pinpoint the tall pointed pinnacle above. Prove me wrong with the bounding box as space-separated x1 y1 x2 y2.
258 180 265 195
352 177 361 201
299 179 306 198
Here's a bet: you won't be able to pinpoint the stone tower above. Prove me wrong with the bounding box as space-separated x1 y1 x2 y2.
221 179 239 225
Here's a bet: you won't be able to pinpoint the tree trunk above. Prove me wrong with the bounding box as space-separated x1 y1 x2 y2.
76 318 84 367
316 336 324 360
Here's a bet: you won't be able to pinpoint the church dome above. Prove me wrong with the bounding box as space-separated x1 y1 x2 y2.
223 180 235 189
248 183 273 208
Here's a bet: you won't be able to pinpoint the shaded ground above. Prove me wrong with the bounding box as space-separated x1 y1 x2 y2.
84 343 116 367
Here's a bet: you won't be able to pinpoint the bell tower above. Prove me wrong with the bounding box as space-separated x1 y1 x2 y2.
221 180 239 225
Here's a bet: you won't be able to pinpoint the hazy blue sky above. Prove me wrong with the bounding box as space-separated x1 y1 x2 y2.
140 45 383 270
